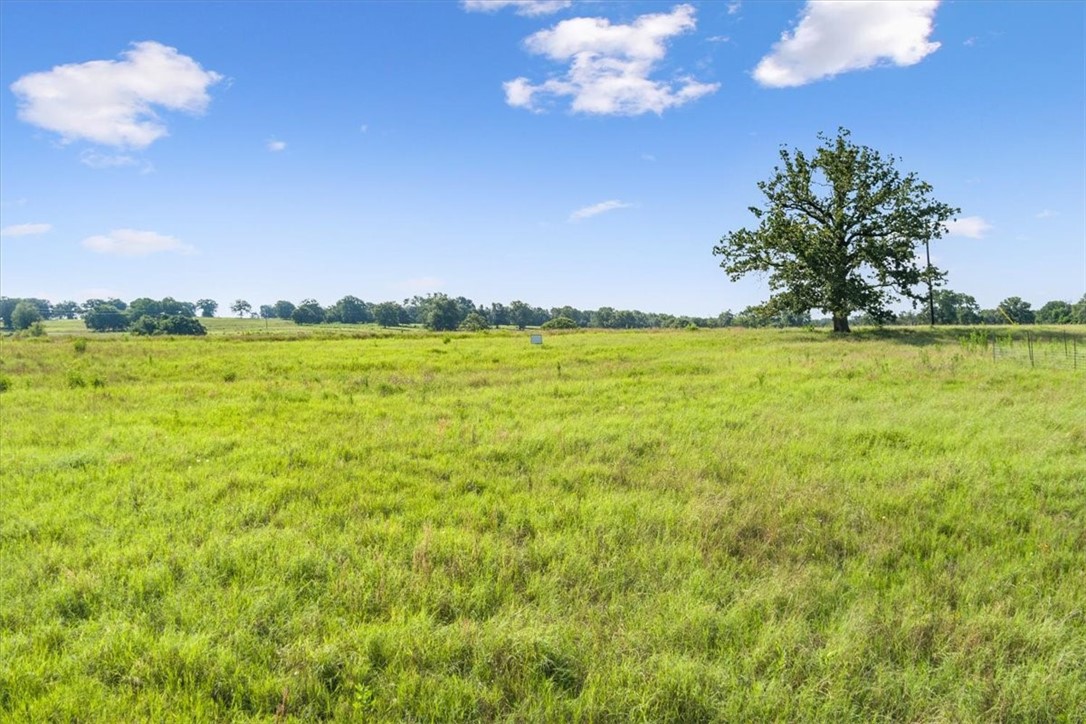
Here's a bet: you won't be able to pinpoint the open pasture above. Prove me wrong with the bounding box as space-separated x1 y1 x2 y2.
1 328 1084 720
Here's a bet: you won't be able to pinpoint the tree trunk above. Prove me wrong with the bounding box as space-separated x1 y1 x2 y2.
832 313 851 333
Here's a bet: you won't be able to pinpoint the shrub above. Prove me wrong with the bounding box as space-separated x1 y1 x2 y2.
158 315 207 336
459 312 490 331
11 301 42 330
0 375 10 392
73 338 88 354
542 316 578 330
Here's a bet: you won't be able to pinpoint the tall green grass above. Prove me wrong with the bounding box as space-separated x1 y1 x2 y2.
2 328 1083 720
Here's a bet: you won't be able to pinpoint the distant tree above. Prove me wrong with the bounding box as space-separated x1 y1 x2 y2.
978 308 1003 325
291 299 325 325
158 315 207 335
0 298 19 328
374 301 403 327
129 315 161 336
161 297 195 317
273 300 296 320
195 299 218 317
259 304 276 319
1072 294 1086 324
459 311 490 331
12 301 42 330
488 302 510 327
331 295 371 324
542 316 577 329
508 300 533 330
53 301 82 319
127 297 162 320
932 289 981 325
717 310 735 327
591 307 616 328
84 304 129 332
998 297 1035 324
713 128 957 333
423 294 462 331
231 299 252 318
1035 300 1073 324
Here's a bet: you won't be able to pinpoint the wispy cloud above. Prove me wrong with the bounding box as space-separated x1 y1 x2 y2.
267 139 287 152
640 153 657 162
753 1 941 88
946 216 991 239
10 41 222 148
82 228 194 256
505 4 718 116
569 199 633 221
1 222 52 237
726 1 741 15
706 35 731 43
462 1 571 16
1035 209 1057 219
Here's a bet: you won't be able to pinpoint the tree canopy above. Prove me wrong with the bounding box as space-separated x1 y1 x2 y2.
713 129 958 333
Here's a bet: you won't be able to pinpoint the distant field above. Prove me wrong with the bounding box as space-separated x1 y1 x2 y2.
2 327 1083 720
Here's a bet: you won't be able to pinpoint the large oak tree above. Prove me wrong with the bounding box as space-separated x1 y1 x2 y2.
713 129 958 333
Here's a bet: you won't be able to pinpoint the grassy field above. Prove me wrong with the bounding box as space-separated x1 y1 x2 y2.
1 326 1084 721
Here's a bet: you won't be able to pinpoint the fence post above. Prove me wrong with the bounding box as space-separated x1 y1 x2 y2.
1027 331 1034 368
1075 337 1078 371
992 334 996 363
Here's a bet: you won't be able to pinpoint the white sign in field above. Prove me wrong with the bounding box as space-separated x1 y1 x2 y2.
530 334 543 345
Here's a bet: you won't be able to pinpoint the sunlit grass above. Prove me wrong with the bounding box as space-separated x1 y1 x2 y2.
2 328 1083 720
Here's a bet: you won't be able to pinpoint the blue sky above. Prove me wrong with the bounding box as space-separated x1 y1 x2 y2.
1 0 1082 315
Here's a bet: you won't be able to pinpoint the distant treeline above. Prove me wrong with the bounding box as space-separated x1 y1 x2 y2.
2 290 1084 334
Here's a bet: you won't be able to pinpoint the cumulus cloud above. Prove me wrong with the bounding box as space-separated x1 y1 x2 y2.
753 1 941 88
10 41 222 148
727 2 742 15
82 229 194 256
1 222 52 237
570 199 632 221
462 1 571 16
945 216 991 239
505 4 719 115
267 139 287 152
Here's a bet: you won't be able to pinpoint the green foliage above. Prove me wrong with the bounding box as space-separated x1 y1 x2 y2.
292 300 325 325
11 301 43 330
329 295 371 324
541 316 577 329
459 311 490 331
196 299 219 318
932 289 981 325
998 296 1035 324
73 338 88 354
422 294 462 331
1036 300 1073 324
130 315 207 336
0 374 10 392
714 128 958 333
373 302 403 328
231 299 252 318
273 300 296 320
83 304 129 332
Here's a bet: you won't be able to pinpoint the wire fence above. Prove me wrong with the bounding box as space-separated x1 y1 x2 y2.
964 329 1084 371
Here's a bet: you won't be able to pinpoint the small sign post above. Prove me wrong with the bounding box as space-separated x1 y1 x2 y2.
530 334 543 345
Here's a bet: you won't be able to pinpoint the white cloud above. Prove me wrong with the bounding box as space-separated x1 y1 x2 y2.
79 149 154 174
946 216 991 239
640 153 656 162
10 41 222 148
707 36 731 44
753 1 941 88
569 199 632 221
505 4 719 116
462 1 571 16
1 222 52 237
267 139 287 152
1035 209 1057 219
81 228 194 256
727 1 742 15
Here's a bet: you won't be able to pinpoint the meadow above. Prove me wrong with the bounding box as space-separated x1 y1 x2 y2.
1 325 1084 721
